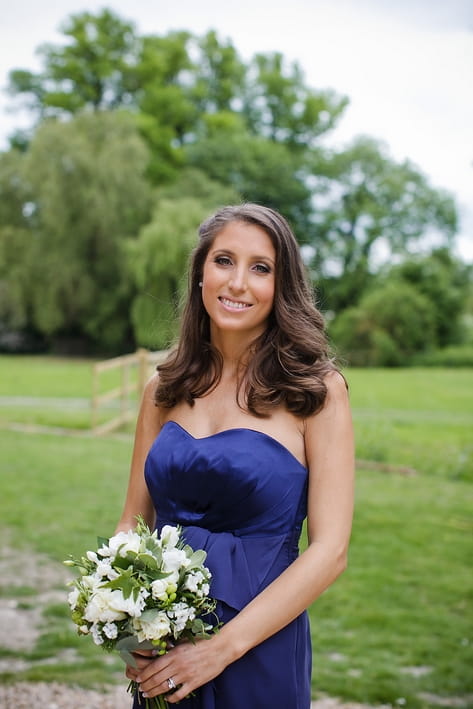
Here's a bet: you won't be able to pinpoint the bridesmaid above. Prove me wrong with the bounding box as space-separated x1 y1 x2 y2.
115 204 354 707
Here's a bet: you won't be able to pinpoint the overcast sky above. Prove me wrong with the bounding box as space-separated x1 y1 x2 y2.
1 0 472 260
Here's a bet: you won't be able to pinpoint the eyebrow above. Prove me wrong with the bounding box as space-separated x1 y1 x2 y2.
211 248 275 265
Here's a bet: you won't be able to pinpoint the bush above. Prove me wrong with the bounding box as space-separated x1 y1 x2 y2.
412 345 473 367
330 280 436 366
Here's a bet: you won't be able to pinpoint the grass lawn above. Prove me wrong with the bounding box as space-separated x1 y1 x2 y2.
0 358 472 706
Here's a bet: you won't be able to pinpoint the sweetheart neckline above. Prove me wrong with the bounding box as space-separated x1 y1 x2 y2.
161 420 308 471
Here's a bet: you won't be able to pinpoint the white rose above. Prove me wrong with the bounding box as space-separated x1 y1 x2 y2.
133 611 171 642
162 548 189 572
107 530 142 559
151 578 168 601
160 525 180 549
84 588 126 624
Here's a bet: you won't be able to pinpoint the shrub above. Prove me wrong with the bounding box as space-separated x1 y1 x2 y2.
330 280 436 366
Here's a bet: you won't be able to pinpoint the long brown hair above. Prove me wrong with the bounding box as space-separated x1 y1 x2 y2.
155 204 336 416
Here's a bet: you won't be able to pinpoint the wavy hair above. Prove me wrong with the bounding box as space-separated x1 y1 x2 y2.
155 204 337 417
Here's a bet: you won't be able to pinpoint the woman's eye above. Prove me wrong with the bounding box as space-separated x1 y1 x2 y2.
215 256 232 266
253 263 270 273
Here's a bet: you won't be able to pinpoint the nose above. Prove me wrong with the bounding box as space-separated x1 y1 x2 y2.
228 266 247 293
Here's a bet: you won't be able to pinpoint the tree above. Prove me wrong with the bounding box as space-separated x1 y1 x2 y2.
311 137 457 312
186 132 315 241
0 112 152 351
243 52 348 148
386 249 471 346
8 9 139 118
330 280 437 366
127 171 238 349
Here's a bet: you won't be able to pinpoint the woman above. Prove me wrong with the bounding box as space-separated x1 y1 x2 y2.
116 204 354 708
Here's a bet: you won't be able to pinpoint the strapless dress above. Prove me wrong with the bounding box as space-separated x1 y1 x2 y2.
134 420 311 708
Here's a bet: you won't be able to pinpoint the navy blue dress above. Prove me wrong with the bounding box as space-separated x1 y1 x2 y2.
134 420 311 708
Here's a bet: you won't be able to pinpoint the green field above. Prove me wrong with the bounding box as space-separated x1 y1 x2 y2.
0 356 472 707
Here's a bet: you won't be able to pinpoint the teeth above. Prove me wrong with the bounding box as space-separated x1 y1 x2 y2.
220 297 250 309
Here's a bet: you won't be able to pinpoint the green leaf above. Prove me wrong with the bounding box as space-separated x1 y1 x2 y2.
188 549 207 568
116 635 155 668
135 552 159 571
97 535 109 548
101 567 139 599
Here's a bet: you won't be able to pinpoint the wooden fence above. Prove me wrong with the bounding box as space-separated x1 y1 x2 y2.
91 348 168 435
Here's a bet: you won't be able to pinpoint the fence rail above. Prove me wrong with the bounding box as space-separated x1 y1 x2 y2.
91 348 168 435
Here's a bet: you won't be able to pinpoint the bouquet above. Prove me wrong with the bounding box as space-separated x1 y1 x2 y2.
65 517 217 709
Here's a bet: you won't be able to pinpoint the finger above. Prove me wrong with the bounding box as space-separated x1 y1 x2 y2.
136 655 173 683
165 682 193 704
133 657 155 671
141 676 180 699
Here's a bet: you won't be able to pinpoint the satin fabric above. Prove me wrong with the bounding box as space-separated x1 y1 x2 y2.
133 421 312 708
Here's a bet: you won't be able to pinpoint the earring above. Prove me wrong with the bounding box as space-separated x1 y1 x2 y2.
198 281 203 287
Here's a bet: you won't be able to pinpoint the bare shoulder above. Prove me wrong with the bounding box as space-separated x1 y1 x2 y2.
305 370 351 435
137 372 163 432
323 370 349 402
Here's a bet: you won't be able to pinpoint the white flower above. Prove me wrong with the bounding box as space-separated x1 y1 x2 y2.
160 525 180 549
167 602 195 634
107 530 142 559
133 611 171 642
79 624 89 634
84 588 126 624
162 548 189 572
67 587 80 609
91 624 104 645
183 570 205 593
86 550 99 564
108 588 149 618
151 578 169 601
103 622 118 639
95 559 119 581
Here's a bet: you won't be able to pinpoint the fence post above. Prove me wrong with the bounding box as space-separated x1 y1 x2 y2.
91 363 99 430
137 348 149 399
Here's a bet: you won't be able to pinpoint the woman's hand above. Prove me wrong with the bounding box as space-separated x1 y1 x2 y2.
125 649 159 684
133 637 230 704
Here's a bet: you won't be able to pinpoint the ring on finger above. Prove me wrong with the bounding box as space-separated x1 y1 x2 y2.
167 677 177 691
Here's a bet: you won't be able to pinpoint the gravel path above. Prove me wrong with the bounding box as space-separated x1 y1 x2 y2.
0 682 387 709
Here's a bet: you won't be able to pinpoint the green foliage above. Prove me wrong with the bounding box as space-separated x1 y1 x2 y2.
186 132 314 240
0 112 152 351
331 280 436 366
244 52 348 147
127 172 239 349
313 137 457 311
8 9 139 116
2 7 465 354
413 345 473 367
388 248 471 346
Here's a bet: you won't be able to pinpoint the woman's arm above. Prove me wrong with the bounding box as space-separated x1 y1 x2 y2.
134 370 355 702
114 374 162 534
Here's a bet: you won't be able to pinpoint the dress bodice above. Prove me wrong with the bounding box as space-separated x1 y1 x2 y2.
144 421 308 610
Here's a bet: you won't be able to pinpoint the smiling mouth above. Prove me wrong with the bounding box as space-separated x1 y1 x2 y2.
219 297 252 310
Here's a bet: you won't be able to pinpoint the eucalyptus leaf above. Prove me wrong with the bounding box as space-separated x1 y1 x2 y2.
189 550 207 567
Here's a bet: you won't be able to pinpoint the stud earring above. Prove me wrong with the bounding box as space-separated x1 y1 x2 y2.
198 281 203 287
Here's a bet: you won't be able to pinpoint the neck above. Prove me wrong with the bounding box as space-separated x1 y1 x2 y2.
210 327 260 375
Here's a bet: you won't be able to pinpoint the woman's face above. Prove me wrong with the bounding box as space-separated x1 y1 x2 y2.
201 220 276 340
